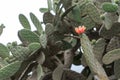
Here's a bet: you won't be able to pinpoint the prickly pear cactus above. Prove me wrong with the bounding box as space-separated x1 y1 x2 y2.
1 0 120 80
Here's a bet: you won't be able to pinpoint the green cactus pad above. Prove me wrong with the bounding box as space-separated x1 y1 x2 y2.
68 5 81 22
52 64 64 80
39 8 48 13
93 38 106 64
114 60 120 79
19 14 31 30
81 34 108 79
39 33 47 48
0 43 9 59
18 29 40 44
28 42 41 52
102 48 120 64
0 61 21 80
81 16 95 30
106 36 120 52
30 13 43 34
45 23 54 36
85 3 102 24
7 43 30 60
99 22 120 39
43 12 54 24
102 2 118 12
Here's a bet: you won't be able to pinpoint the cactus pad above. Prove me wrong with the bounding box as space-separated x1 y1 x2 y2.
106 36 120 52
81 16 95 30
0 43 9 59
99 22 120 39
18 29 40 44
102 2 118 12
45 23 54 36
7 43 30 60
114 60 120 79
85 3 102 24
0 61 21 80
93 38 106 64
102 48 120 64
19 14 31 30
39 33 47 48
28 42 41 52
43 12 54 24
30 12 43 34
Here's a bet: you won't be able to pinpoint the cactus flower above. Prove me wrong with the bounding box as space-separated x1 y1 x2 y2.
75 26 86 34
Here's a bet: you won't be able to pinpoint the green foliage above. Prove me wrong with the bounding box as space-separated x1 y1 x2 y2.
37 64 44 80
52 65 64 80
102 2 118 12
1 0 120 80
93 38 106 64
81 16 95 30
114 60 120 79
102 48 120 64
7 43 30 60
47 0 53 11
39 8 48 13
18 29 40 44
19 14 31 30
68 5 81 22
0 24 5 36
0 61 21 80
85 3 102 24
99 22 120 39
39 33 47 48
28 42 41 52
30 13 43 34
0 43 9 59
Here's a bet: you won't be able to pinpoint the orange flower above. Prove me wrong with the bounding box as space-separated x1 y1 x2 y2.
75 26 86 34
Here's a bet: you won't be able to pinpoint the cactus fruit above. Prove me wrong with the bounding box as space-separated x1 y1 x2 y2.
102 2 118 12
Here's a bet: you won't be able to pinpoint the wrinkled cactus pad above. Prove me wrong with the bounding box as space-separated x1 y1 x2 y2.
102 2 118 12
0 61 21 80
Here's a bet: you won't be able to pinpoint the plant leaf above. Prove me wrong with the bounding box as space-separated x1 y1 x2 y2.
19 14 31 30
102 48 120 64
39 8 48 13
0 61 21 80
30 13 43 34
0 43 9 59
